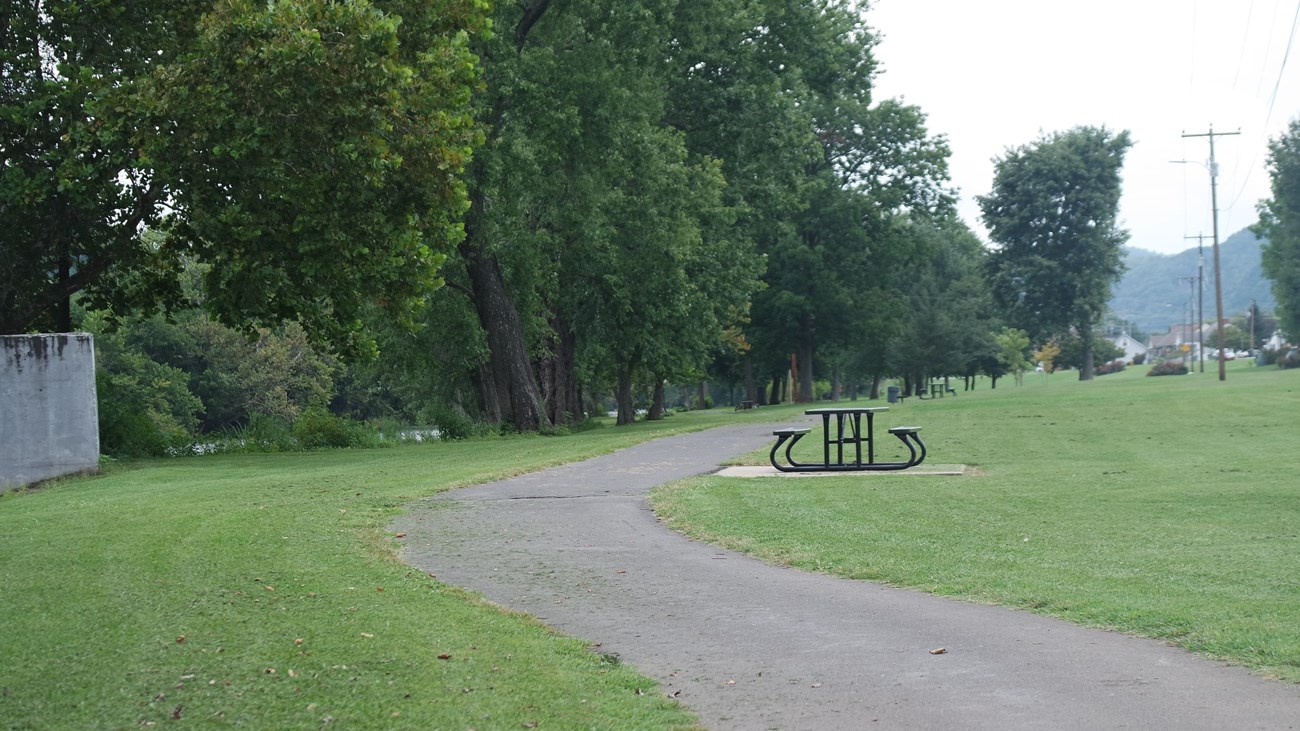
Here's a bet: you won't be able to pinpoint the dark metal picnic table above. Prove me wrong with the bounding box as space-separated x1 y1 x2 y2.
769 405 926 472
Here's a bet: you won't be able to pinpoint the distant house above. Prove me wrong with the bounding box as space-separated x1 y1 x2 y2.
1147 323 1202 360
1106 331 1148 363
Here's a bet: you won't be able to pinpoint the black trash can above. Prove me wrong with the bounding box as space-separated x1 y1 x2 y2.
887 385 901 404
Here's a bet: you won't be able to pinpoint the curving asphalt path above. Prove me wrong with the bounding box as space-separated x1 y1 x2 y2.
392 424 1300 730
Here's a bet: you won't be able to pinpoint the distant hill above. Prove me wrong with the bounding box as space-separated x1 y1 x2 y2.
1108 228 1276 335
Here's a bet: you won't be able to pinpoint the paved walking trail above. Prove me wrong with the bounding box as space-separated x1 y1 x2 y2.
393 425 1300 730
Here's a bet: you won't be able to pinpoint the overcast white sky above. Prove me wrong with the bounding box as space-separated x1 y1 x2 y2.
867 0 1300 255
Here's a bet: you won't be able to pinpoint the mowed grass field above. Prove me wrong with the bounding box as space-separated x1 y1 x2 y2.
653 361 1300 682
3 362 1298 730
0 412 780 731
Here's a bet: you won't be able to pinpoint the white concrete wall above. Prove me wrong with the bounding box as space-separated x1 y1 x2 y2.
1 334 100 490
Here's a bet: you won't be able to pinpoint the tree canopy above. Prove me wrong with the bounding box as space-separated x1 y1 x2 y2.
979 126 1132 380
1256 118 1300 340
1 0 486 352
14 0 1017 442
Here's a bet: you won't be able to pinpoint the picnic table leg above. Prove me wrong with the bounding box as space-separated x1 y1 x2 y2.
819 413 829 467
836 413 846 465
852 413 863 466
865 411 875 464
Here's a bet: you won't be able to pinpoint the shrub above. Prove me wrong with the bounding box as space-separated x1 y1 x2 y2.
237 414 296 452
430 406 484 441
1095 359 1126 376
95 366 199 458
293 407 354 449
1147 360 1188 377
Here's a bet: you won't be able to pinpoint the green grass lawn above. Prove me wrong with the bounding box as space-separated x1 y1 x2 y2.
653 361 1300 681
0 409 784 731
5 365 1299 730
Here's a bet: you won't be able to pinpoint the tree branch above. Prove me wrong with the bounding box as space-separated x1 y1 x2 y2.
514 0 552 51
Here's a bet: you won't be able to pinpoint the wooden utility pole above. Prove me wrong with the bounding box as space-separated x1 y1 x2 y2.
1185 233 1210 373
1182 126 1240 382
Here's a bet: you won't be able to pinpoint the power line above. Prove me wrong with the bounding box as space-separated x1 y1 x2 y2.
1263 0 1300 130
1233 0 1257 91
1225 0 1300 210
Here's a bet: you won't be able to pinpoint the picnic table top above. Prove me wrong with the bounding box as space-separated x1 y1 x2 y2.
805 406 889 415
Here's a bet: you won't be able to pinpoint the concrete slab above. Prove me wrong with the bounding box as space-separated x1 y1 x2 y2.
716 464 967 477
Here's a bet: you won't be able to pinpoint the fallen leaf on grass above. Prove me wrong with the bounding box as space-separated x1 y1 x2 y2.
437 653 452 660
394 532 407 538
176 636 185 644
170 705 182 720
360 632 375 639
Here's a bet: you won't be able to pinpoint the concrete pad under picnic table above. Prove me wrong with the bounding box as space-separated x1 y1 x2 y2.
392 423 1300 730
716 463 968 477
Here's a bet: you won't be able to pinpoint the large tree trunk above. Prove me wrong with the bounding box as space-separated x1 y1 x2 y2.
615 367 635 425
1079 324 1096 381
869 374 882 400
464 244 548 431
647 378 666 420
797 341 814 403
474 363 502 423
538 312 579 425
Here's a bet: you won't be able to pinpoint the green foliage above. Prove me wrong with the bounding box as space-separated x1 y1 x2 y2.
430 405 485 441
292 406 354 449
2 0 487 352
230 413 297 453
980 126 1132 379
884 217 996 386
83 311 202 457
993 328 1032 383
1056 333 1124 371
1256 118 1300 341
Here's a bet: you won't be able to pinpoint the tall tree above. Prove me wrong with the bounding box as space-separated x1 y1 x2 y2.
1 1 485 353
455 0 767 429
1255 118 1300 340
979 126 1132 380
886 216 995 391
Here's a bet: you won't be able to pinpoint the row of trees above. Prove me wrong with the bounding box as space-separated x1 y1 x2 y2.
5 1 1143 449
1257 119 1300 340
